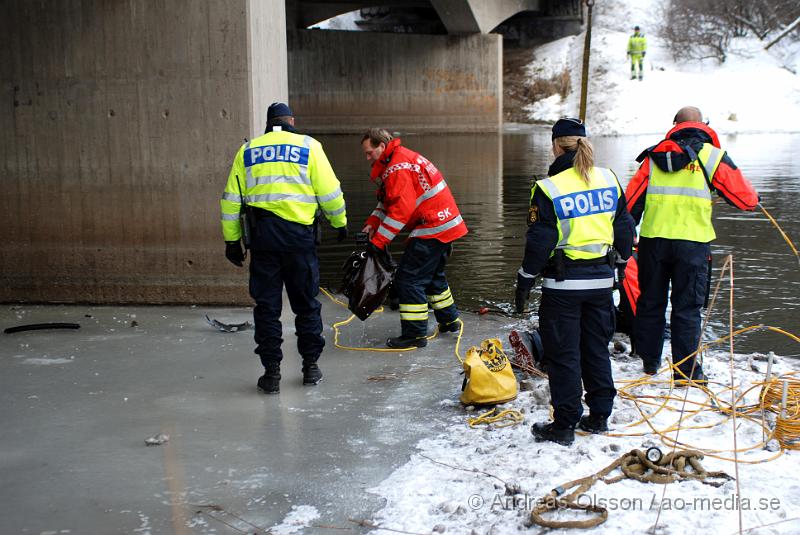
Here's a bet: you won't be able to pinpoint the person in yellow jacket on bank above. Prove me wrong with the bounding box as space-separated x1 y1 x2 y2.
220 102 347 394
627 25 647 81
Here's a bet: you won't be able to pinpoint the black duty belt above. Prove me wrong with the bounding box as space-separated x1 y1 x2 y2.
253 207 279 220
565 256 611 266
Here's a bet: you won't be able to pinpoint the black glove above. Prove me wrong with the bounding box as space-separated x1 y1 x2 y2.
366 242 390 264
336 226 348 243
515 272 537 314
225 241 245 267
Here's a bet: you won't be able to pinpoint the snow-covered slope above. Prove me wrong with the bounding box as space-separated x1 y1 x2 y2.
526 0 800 135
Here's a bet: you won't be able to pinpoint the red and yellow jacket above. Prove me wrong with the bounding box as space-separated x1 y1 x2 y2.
626 122 759 223
364 138 468 249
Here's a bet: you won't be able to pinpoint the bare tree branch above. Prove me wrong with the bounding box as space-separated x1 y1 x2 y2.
765 13 800 49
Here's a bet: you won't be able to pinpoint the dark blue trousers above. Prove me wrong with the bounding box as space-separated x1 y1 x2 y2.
249 249 324 368
635 237 709 377
539 289 616 428
393 238 459 338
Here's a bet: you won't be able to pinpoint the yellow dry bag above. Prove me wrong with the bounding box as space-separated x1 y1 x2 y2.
460 338 518 406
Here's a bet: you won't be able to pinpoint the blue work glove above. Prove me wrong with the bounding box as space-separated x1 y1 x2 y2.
225 241 245 267
515 272 537 314
336 226 348 243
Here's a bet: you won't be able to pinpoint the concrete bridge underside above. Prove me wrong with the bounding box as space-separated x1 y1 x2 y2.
297 0 542 34
287 0 551 133
1 0 577 304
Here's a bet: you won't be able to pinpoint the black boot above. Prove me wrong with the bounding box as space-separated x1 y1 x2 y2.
531 422 574 446
673 366 708 387
386 335 427 349
578 414 609 434
642 357 660 375
438 318 461 333
257 362 281 394
302 362 323 386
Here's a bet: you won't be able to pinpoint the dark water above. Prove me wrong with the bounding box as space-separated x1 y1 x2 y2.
316 131 800 357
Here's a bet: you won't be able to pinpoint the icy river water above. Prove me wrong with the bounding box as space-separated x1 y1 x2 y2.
315 129 800 357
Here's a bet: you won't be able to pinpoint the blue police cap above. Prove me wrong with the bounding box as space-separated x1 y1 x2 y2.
552 117 586 140
267 102 293 122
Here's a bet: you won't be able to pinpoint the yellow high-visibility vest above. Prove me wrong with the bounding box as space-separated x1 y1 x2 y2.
220 129 346 242
640 143 723 243
628 33 647 55
534 166 621 261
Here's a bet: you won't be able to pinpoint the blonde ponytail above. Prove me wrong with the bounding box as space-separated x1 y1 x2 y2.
555 136 594 183
573 137 595 183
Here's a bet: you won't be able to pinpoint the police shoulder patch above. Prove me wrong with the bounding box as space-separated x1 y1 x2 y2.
528 205 539 225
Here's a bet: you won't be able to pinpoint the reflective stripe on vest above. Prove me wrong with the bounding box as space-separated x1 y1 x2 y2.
222 130 346 240
415 180 447 207
542 277 615 290
409 215 464 238
378 214 404 240
243 136 316 207
377 224 397 241
640 143 722 242
245 139 314 189
370 202 386 221
382 215 404 230
536 167 619 260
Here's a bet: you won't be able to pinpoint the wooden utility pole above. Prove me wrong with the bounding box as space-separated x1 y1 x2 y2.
579 0 595 122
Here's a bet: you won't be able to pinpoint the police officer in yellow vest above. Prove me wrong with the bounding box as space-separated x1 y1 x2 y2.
221 102 348 394
515 118 635 445
627 26 647 81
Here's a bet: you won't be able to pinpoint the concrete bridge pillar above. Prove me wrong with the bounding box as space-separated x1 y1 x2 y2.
1 0 287 303
288 29 502 133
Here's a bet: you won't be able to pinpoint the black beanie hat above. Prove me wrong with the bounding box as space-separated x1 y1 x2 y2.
552 117 586 140
267 102 293 123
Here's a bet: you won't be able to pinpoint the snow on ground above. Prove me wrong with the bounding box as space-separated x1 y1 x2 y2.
20 356 74 365
367 335 800 534
269 505 320 535
525 0 800 135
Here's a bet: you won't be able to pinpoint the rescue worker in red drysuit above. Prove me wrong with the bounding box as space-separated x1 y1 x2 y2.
626 106 759 384
360 128 468 348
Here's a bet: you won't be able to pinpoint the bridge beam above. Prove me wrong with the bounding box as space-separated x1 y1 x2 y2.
294 0 546 34
431 0 541 34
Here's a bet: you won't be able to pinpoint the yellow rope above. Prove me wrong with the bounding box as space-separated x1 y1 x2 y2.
759 203 799 265
761 372 800 450
610 253 799 464
319 286 350 308
467 407 524 428
612 328 798 463
530 449 732 530
319 286 468 354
